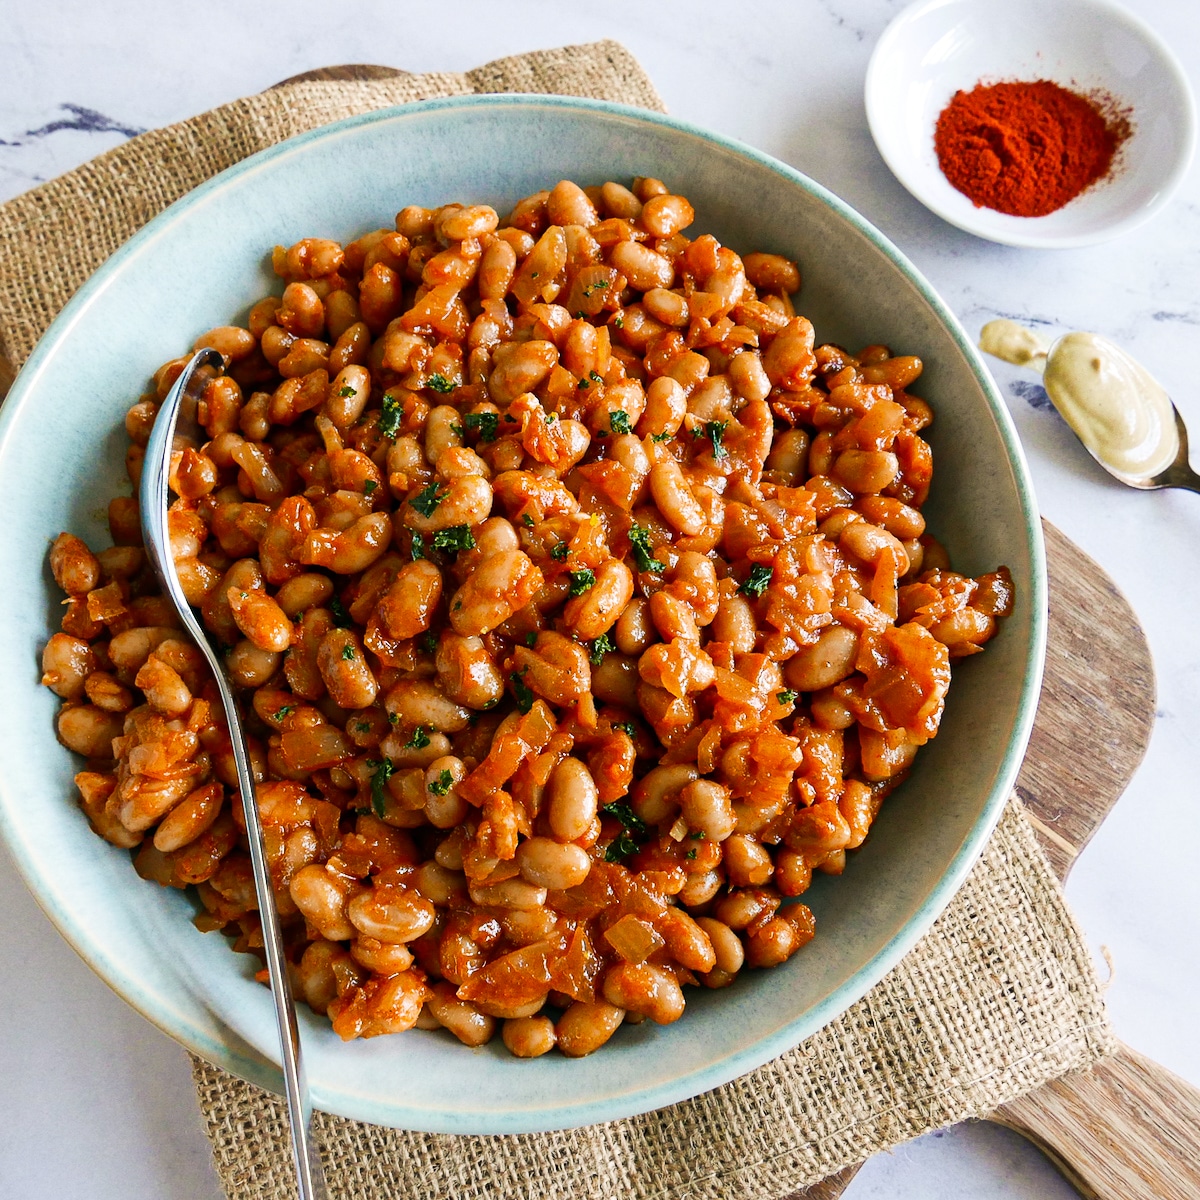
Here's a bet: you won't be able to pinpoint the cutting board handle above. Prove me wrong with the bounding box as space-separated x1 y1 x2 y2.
991 1041 1200 1199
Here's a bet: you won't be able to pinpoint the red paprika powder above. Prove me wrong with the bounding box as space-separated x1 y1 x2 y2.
934 80 1129 217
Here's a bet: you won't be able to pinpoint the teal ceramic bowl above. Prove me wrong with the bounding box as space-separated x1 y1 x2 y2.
0 96 1045 1133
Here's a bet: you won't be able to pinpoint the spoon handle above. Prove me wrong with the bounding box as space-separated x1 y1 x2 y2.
141 350 328 1200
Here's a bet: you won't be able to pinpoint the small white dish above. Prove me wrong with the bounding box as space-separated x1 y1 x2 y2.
865 0 1197 248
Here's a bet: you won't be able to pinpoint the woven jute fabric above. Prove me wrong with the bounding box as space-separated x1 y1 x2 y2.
0 39 1112 1199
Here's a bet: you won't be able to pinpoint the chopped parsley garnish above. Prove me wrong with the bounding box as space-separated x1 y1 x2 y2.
703 420 728 460
739 564 773 599
686 848 697 860
450 422 464 437
411 482 446 517
431 525 476 554
589 632 615 666
411 532 426 560
337 385 356 398
427 373 455 393
525 631 538 647
582 281 607 297
272 705 294 722
777 689 798 706
406 725 430 750
589 370 603 383
355 720 372 733
610 410 632 435
367 757 394 817
546 412 557 424
510 669 534 713
613 314 624 329
420 631 438 655
577 376 591 390
329 597 351 628
568 569 595 596
628 524 665 574
522 513 534 528
378 393 404 440
613 721 636 736
651 430 672 442
601 801 649 863
341 643 356 661
388 712 400 726
428 769 454 796
363 479 377 496
551 541 570 561
463 411 499 442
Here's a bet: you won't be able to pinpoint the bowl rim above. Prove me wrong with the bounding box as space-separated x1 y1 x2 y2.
864 0 1199 249
0 91 1047 1131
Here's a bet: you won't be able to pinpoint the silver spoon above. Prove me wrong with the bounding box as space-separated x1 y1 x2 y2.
980 319 1200 494
140 348 328 1200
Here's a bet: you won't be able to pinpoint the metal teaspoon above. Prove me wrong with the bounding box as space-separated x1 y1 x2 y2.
140 348 329 1200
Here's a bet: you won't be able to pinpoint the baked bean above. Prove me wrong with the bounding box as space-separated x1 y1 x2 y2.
41 634 95 700
832 448 900 494
710 595 756 654
50 533 100 596
603 962 685 1025
632 763 697 825
317 628 378 709
723 834 774 886
347 885 435 944
427 982 496 1047
784 626 860 693
227 639 281 688
562 557 633 640
556 1001 625 1057
609 240 675 292
516 837 591 890
547 179 598 228
377 560 442 640
503 1015 557 1058
649 460 706 537
275 573 334 618
696 917 745 975
385 679 470 733
742 252 801 293
289 864 358 941
680 779 736 842
614 597 655 656
640 194 694 238
547 757 599 843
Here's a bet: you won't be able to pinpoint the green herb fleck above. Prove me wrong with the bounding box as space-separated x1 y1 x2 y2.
739 564 773 599
511 669 534 714
525 632 538 647
582 281 607 297
686 848 697 860
355 720 372 733
329 597 351 628
463 411 499 442
568 569 595 597
450 422 464 437
341 643 356 661
431 525 476 554
589 632 614 666
272 705 294 722
367 757 394 817
628 524 665 574
690 830 705 840
613 314 624 330
613 721 635 736
577 376 591 390
420 631 438 655
777 689 798 706
378 393 404 440
411 482 446 517
703 419 728 460
589 370 603 383
551 542 570 561
428 768 454 796
601 801 649 863
406 725 431 750
338 385 356 398
427 373 454 394
363 479 377 496
411 532 426 560
522 513 534 529
610 410 632 435
388 712 400 727
651 430 672 443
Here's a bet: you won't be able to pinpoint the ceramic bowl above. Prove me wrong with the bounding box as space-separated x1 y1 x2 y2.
0 96 1045 1133
865 0 1197 248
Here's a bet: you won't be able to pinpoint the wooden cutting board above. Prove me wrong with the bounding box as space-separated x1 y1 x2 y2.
798 521 1200 1200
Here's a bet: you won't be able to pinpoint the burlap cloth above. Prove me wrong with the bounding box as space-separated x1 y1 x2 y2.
0 40 1113 1200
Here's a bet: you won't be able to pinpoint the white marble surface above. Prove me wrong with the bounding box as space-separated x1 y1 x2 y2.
1 2 1196 1197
